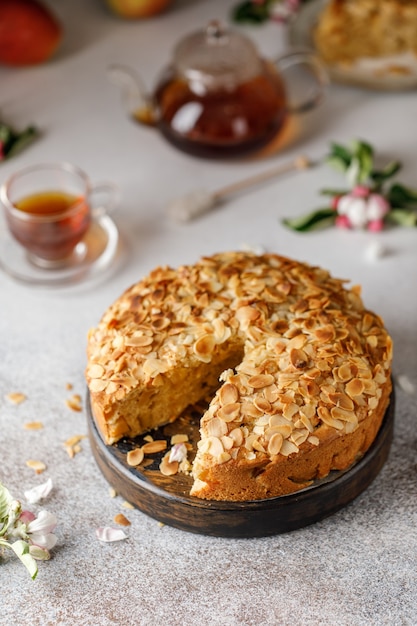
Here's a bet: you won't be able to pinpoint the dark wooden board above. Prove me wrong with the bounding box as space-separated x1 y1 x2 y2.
87 389 395 538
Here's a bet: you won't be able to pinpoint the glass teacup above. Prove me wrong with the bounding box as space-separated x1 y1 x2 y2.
1 162 118 268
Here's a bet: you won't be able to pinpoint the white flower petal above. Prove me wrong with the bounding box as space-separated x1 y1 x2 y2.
30 532 57 550
27 510 57 535
345 197 368 228
366 194 390 221
169 443 188 463
24 478 53 504
96 527 127 542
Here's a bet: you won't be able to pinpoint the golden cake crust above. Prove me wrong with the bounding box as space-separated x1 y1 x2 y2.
313 0 417 65
86 251 393 501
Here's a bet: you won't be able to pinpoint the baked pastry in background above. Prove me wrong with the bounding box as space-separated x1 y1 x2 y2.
313 0 417 65
86 252 393 501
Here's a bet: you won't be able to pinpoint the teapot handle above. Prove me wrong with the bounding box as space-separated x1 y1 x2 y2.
107 64 156 126
274 50 328 114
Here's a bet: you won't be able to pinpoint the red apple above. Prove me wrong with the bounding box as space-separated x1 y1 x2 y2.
0 0 62 66
106 0 172 19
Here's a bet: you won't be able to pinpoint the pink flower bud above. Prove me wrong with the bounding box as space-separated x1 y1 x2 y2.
331 195 340 210
335 215 351 229
351 185 370 198
368 219 384 232
20 510 36 524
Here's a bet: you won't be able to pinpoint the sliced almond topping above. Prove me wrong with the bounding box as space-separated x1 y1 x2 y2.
280 440 299 457
126 448 145 466
317 406 344 430
247 374 275 389
345 378 365 397
327 392 355 411
218 383 239 406
88 363 105 379
205 436 224 457
314 325 336 343
289 348 308 369
254 396 272 413
217 402 241 422
267 432 283 456
207 417 228 438
89 378 107 393
330 406 358 424
193 334 216 362
229 427 244 447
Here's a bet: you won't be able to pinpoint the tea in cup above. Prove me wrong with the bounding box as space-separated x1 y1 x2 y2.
1 162 118 268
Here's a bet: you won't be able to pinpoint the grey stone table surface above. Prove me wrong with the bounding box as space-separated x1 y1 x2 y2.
1 1 416 624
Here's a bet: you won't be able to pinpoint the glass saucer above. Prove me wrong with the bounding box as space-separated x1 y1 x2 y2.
0 213 120 287
288 0 417 91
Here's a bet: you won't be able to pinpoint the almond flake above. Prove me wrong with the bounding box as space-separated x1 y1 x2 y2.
6 392 26 405
26 459 46 474
142 440 167 454
126 448 145 466
24 421 44 430
114 513 131 526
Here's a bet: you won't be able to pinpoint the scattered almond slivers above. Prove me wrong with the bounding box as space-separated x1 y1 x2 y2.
66 394 82 412
6 392 26 405
114 513 131 526
64 434 87 458
126 448 145 466
24 421 44 430
159 452 179 476
170 434 189 445
141 440 167 454
26 459 46 474
122 501 134 509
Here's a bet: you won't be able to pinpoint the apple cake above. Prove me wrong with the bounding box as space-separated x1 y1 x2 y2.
313 0 417 65
86 251 393 501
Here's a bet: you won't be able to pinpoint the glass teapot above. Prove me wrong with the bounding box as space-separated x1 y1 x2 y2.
109 21 327 158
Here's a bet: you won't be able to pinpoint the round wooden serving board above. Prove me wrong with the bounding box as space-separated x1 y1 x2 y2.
87 390 395 538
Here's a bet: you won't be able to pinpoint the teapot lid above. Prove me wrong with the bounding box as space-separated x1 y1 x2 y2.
173 21 263 93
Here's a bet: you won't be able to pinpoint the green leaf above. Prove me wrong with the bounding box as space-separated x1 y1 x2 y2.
327 142 352 168
319 188 349 197
0 483 13 525
326 155 350 174
387 183 417 208
371 160 402 185
10 540 38 580
352 140 374 183
232 1 272 23
282 208 336 232
5 126 39 159
386 208 417 227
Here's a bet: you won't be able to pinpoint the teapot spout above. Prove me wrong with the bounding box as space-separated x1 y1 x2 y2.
107 64 157 126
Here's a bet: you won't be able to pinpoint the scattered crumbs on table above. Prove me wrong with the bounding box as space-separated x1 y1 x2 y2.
24 421 44 430
5 392 27 405
26 459 47 474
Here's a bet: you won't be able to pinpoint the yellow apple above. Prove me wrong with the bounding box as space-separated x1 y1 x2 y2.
105 0 172 19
